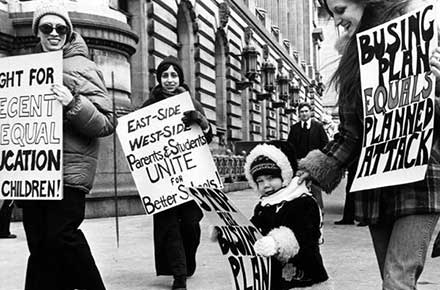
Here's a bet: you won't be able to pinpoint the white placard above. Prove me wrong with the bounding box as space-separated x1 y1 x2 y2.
116 92 223 215
352 3 438 191
187 187 271 290
0 51 64 200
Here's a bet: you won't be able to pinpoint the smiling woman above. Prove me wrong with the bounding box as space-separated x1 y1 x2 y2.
139 55 213 290
324 0 366 37
37 14 68 51
299 0 440 289
19 2 116 290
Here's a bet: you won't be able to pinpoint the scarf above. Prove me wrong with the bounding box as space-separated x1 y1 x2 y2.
260 176 311 206
160 86 187 98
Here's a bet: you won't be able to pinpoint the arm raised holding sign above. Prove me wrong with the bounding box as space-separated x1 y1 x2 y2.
298 0 440 287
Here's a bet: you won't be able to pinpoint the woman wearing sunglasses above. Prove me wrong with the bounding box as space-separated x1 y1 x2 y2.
18 3 116 290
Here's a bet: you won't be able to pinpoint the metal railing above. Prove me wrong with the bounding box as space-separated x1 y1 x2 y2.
213 154 247 183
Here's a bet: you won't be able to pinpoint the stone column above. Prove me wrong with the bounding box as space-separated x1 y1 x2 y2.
271 0 278 28
296 0 305 58
128 0 149 108
303 0 313 65
287 0 298 50
69 15 138 210
279 0 288 39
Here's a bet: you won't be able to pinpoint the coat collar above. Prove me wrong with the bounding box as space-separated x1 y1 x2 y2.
259 177 311 206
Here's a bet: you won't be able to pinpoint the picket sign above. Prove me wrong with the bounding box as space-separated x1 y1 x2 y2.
0 51 63 200
186 186 271 290
352 3 438 191
116 92 223 215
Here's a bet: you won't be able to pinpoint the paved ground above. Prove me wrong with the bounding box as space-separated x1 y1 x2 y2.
1 178 440 290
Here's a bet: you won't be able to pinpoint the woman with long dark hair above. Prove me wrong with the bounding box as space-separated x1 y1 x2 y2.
298 0 440 289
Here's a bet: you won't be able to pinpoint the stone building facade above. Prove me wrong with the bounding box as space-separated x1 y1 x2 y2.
0 0 326 217
0 0 139 216
130 0 326 153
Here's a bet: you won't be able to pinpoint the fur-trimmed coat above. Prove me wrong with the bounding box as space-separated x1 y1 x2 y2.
251 195 329 290
245 142 331 289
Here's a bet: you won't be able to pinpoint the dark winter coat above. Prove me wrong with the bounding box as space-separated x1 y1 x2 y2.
36 32 115 193
244 142 329 289
287 120 329 159
251 195 328 289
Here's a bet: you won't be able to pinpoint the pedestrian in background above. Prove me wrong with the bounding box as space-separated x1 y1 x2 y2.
141 55 213 290
244 141 331 290
287 102 329 209
330 30 364 226
299 0 440 289
19 2 115 289
0 200 16 239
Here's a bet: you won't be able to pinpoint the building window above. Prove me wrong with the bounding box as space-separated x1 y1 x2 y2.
109 0 128 13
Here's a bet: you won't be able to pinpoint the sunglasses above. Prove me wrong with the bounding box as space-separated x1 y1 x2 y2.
38 24 68 35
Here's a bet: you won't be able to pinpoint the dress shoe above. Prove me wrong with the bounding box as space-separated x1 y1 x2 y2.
0 233 16 239
357 222 368 227
172 275 186 290
334 219 354 225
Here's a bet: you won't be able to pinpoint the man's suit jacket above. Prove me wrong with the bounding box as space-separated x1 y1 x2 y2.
287 119 329 159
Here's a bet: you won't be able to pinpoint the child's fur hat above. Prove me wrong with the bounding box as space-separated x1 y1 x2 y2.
244 141 297 191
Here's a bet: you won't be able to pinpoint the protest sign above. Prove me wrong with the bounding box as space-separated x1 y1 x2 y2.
0 51 63 200
352 4 438 191
186 186 271 290
116 92 223 215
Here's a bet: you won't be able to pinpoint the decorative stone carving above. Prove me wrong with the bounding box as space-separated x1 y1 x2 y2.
180 0 199 34
219 2 230 28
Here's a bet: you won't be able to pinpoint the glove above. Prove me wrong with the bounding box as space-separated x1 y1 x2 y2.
254 236 278 257
182 110 209 131
208 225 221 242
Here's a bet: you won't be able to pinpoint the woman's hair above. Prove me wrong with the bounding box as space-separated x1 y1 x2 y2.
323 0 409 105
298 102 312 111
155 55 185 86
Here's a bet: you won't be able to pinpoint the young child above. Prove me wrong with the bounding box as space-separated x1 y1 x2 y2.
244 141 332 290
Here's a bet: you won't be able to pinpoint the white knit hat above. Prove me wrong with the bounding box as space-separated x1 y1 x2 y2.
32 1 73 40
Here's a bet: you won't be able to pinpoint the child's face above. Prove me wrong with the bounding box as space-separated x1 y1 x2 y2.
256 174 283 197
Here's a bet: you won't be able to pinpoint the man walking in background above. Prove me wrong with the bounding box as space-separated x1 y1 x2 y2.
287 102 329 209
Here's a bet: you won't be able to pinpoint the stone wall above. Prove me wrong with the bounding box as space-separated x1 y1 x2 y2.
1 0 327 218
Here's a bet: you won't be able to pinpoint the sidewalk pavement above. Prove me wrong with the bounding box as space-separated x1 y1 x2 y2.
1 178 440 290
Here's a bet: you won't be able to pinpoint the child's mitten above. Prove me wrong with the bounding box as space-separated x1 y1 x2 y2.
267 226 299 263
254 236 278 257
